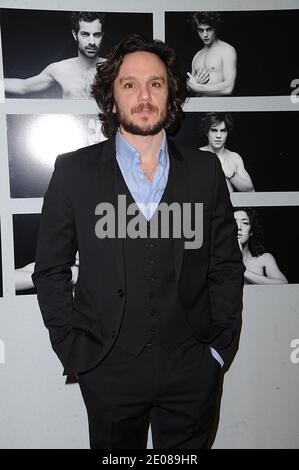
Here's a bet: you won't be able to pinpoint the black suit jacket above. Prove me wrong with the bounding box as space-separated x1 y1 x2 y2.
32 137 245 374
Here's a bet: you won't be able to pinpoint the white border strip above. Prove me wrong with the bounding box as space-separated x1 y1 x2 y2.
0 0 298 12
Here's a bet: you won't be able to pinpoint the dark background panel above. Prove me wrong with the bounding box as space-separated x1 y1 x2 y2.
7 114 104 198
13 214 40 295
100 12 153 55
1 9 72 98
171 111 299 192
165 10 299 96
1 9 153 99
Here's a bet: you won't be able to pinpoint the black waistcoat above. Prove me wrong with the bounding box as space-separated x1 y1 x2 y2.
114 161 194 356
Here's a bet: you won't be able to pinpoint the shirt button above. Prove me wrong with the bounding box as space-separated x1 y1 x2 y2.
147 242 156 249
117 289 124 297
149 276 156 282
149 309 158 316
147 259 155 265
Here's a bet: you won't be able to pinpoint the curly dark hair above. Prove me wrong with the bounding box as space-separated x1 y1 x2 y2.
200 112 234 137
91 34 187 138
189 12 223 31
70 11 105 35
234 207 266 257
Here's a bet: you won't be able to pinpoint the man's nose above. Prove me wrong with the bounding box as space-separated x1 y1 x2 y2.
89 36 96 44
138 84 151 101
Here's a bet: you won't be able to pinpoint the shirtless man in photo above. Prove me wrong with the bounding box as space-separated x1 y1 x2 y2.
4 11 106 99
200 112 254 192
187 12 237 96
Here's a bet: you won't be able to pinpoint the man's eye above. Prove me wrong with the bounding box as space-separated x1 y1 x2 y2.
151 82 161 88
124 83 134 88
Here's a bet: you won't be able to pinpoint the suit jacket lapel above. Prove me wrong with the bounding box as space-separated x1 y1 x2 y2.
96 137 126 290
167 138 190 284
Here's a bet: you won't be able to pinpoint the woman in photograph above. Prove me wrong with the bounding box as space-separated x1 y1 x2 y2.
234 207 288 285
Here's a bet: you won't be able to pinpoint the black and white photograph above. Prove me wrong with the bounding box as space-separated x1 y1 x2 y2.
172 111 299 192
165 9 299 97
13 214 79 295
0 220 3 298
7 114 107 198
13 214 41 295
8 111 299 198
1 9 153 99
233 206 298 285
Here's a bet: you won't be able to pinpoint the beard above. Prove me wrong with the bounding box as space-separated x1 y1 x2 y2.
114 102 169 136
77 42 100 59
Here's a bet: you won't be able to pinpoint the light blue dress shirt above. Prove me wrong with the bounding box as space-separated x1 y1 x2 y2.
115 130 224 368
115 130 169 220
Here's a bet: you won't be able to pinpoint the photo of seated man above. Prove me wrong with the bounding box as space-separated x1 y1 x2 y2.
186 12 237 96
4 11 105 99
171 111 299 192
200 112 254 192
165 9 299 97
2 9 153 99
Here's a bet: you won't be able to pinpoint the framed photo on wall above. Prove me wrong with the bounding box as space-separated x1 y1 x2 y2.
1 9 153 99
165 9 299 97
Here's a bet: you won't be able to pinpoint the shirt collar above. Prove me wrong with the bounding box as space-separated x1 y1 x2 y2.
115 130 168 169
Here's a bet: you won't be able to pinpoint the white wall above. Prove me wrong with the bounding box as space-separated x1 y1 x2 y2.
0 0 298 449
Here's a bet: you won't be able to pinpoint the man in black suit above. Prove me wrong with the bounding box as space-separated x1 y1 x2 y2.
32 34 244 449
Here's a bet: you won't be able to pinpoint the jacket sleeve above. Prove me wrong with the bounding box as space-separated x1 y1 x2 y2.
208 154 245 364
32 155 77 368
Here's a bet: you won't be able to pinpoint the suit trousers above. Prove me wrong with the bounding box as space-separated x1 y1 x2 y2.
77 335 221 449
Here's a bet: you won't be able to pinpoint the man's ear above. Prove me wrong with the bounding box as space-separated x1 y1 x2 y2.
112 102 116 113
72 30 78 42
